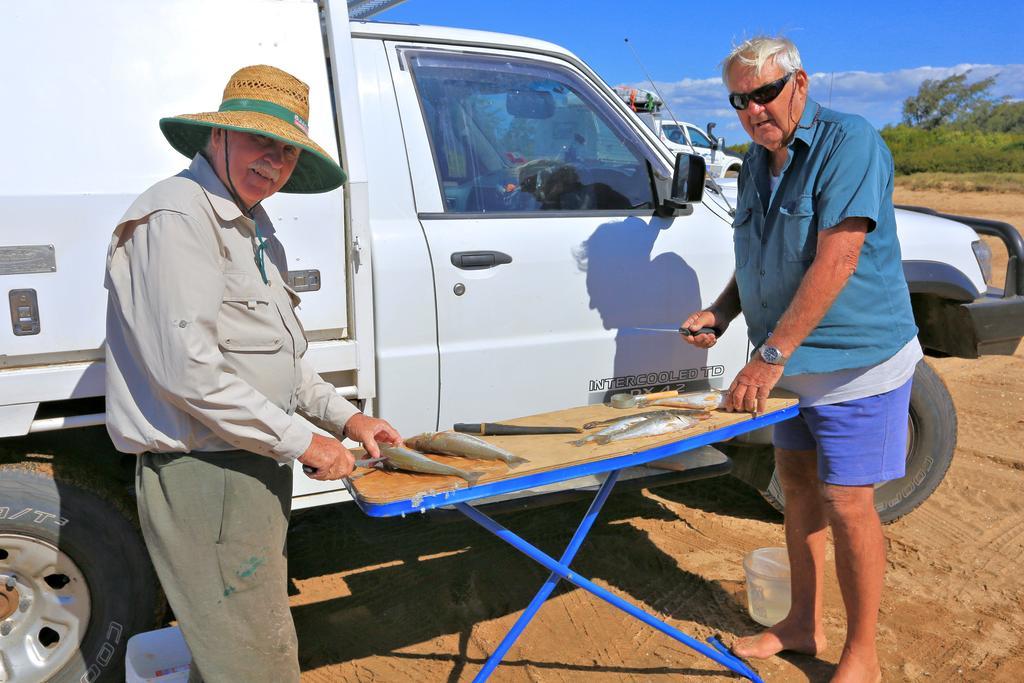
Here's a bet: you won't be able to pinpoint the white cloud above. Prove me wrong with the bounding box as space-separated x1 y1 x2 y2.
635 63 1024 145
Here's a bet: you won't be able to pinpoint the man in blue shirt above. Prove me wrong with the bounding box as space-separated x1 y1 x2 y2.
682 36 921 682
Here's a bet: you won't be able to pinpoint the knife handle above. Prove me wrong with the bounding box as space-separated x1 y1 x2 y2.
678 326 721 337
453 423 583 435
641 389 683 401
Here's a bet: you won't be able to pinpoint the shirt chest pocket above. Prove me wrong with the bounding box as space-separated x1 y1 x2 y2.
279 282 308 356
732 208 754 268
219 271 283 353
778 194 817 262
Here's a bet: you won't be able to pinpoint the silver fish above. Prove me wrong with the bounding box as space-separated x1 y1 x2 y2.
582 409 709 430
404 432 527 467
594 413 700 445
573 413 656 446
647 390 726 411
379 445 483 484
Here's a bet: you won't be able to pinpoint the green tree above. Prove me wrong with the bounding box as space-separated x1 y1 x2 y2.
961 100 1024 134
901 72 999 129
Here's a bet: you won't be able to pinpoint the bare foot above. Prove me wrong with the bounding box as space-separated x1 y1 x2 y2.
732 618 827 659
831 648 881 683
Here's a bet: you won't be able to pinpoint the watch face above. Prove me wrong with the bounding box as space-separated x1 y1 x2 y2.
761 346 781 364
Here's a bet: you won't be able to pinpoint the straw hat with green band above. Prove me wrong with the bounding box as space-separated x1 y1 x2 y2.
159 64 346 194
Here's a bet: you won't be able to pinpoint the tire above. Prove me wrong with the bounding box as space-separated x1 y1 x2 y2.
761 361 956 524
0 466 162 683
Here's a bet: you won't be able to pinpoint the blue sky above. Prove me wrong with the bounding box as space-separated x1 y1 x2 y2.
374 0 1024 143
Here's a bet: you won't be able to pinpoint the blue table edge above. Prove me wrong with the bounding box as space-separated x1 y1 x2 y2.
353 405 798 517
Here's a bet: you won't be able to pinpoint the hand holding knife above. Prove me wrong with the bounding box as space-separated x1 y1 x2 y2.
302 456 385 477
631 326 721 338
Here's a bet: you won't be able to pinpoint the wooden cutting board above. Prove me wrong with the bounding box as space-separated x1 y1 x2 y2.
350 396 797 505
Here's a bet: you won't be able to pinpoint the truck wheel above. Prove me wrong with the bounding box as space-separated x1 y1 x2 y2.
0 466 161 683
761 361 956 524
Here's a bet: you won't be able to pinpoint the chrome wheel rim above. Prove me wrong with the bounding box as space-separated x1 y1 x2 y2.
0 533 91 682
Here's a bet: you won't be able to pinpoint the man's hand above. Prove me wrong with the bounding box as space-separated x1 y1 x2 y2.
725 357 784 415
298 433 355 481
343 413 403 459
680 309 728 349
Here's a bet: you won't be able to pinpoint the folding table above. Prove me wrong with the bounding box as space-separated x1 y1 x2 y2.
349 398 798 682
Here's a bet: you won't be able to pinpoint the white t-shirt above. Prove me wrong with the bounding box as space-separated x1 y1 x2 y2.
775 337 923 407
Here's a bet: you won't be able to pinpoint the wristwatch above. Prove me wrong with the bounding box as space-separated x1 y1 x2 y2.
758 344 788 366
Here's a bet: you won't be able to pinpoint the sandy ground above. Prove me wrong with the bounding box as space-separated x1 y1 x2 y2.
288 190 1024 682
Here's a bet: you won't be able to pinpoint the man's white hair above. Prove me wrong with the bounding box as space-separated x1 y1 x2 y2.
721 36 802 86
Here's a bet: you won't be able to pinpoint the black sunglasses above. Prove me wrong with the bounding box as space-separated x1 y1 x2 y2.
728 71 795 111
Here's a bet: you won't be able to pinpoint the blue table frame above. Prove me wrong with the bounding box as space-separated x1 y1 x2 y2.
353 406 797 681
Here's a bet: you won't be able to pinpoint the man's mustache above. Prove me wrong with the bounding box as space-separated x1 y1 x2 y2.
249 161 280 182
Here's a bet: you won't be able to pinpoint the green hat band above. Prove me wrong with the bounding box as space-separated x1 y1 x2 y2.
218 98 309 134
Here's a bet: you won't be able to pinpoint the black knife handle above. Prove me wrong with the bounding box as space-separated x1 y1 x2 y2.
453 423 582 435
678 326 721 337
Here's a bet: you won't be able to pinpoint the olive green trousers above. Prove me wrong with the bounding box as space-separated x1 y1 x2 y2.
136 451 299 683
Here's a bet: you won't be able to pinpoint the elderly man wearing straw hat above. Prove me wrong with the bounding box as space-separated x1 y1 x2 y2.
105 65 402 682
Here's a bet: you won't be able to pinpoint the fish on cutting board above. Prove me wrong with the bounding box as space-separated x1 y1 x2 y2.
404 432 527 467
594 413 703 445
648 390 726 410
379 445 483 484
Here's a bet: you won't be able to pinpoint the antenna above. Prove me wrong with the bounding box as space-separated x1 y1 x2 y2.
623 37 733 213
623 38 696 158
828 72 834 108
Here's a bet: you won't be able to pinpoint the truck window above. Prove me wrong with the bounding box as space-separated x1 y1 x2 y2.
405 50 658 213
662 124 686 144
687 126 714 148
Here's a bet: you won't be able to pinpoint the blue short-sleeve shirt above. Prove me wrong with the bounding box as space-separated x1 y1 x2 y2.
733 98 918 375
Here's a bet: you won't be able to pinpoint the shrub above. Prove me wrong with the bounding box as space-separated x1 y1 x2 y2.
881 125 1024 175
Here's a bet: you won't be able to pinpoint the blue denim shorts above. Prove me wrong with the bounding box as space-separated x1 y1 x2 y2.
773 379 912 486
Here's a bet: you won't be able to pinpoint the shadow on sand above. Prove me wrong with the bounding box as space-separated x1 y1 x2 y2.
289 476 829 681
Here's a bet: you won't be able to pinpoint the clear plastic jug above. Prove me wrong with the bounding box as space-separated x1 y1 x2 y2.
743 547 791 626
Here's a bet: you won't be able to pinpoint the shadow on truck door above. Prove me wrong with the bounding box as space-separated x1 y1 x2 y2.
578 215 715 399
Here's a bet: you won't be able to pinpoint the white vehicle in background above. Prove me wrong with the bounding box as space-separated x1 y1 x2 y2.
612 86 742 177
657 119 743 177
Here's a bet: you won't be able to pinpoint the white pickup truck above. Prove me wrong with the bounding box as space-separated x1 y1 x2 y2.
656 118 744 177
612 86 742 178
2 2 1022 681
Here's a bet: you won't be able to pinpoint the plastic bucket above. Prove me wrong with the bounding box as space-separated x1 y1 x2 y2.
125 626 192 682
743 547 791 627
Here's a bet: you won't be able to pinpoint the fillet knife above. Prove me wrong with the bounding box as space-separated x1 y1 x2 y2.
302 456 385 476
630 326 721 336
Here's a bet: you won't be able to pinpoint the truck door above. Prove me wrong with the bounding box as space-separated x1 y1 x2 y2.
387 45 746 427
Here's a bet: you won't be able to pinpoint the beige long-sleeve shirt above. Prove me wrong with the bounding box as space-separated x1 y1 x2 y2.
104 154 357 463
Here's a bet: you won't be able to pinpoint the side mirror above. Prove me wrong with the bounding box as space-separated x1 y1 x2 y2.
672 153 705 205
717 136 726 150
650 153 705 217
506 89 554 119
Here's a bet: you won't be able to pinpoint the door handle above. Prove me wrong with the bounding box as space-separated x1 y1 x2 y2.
450 251 513 270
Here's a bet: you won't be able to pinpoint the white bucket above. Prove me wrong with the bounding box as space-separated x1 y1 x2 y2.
743 547 791 627
125 626 192 682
